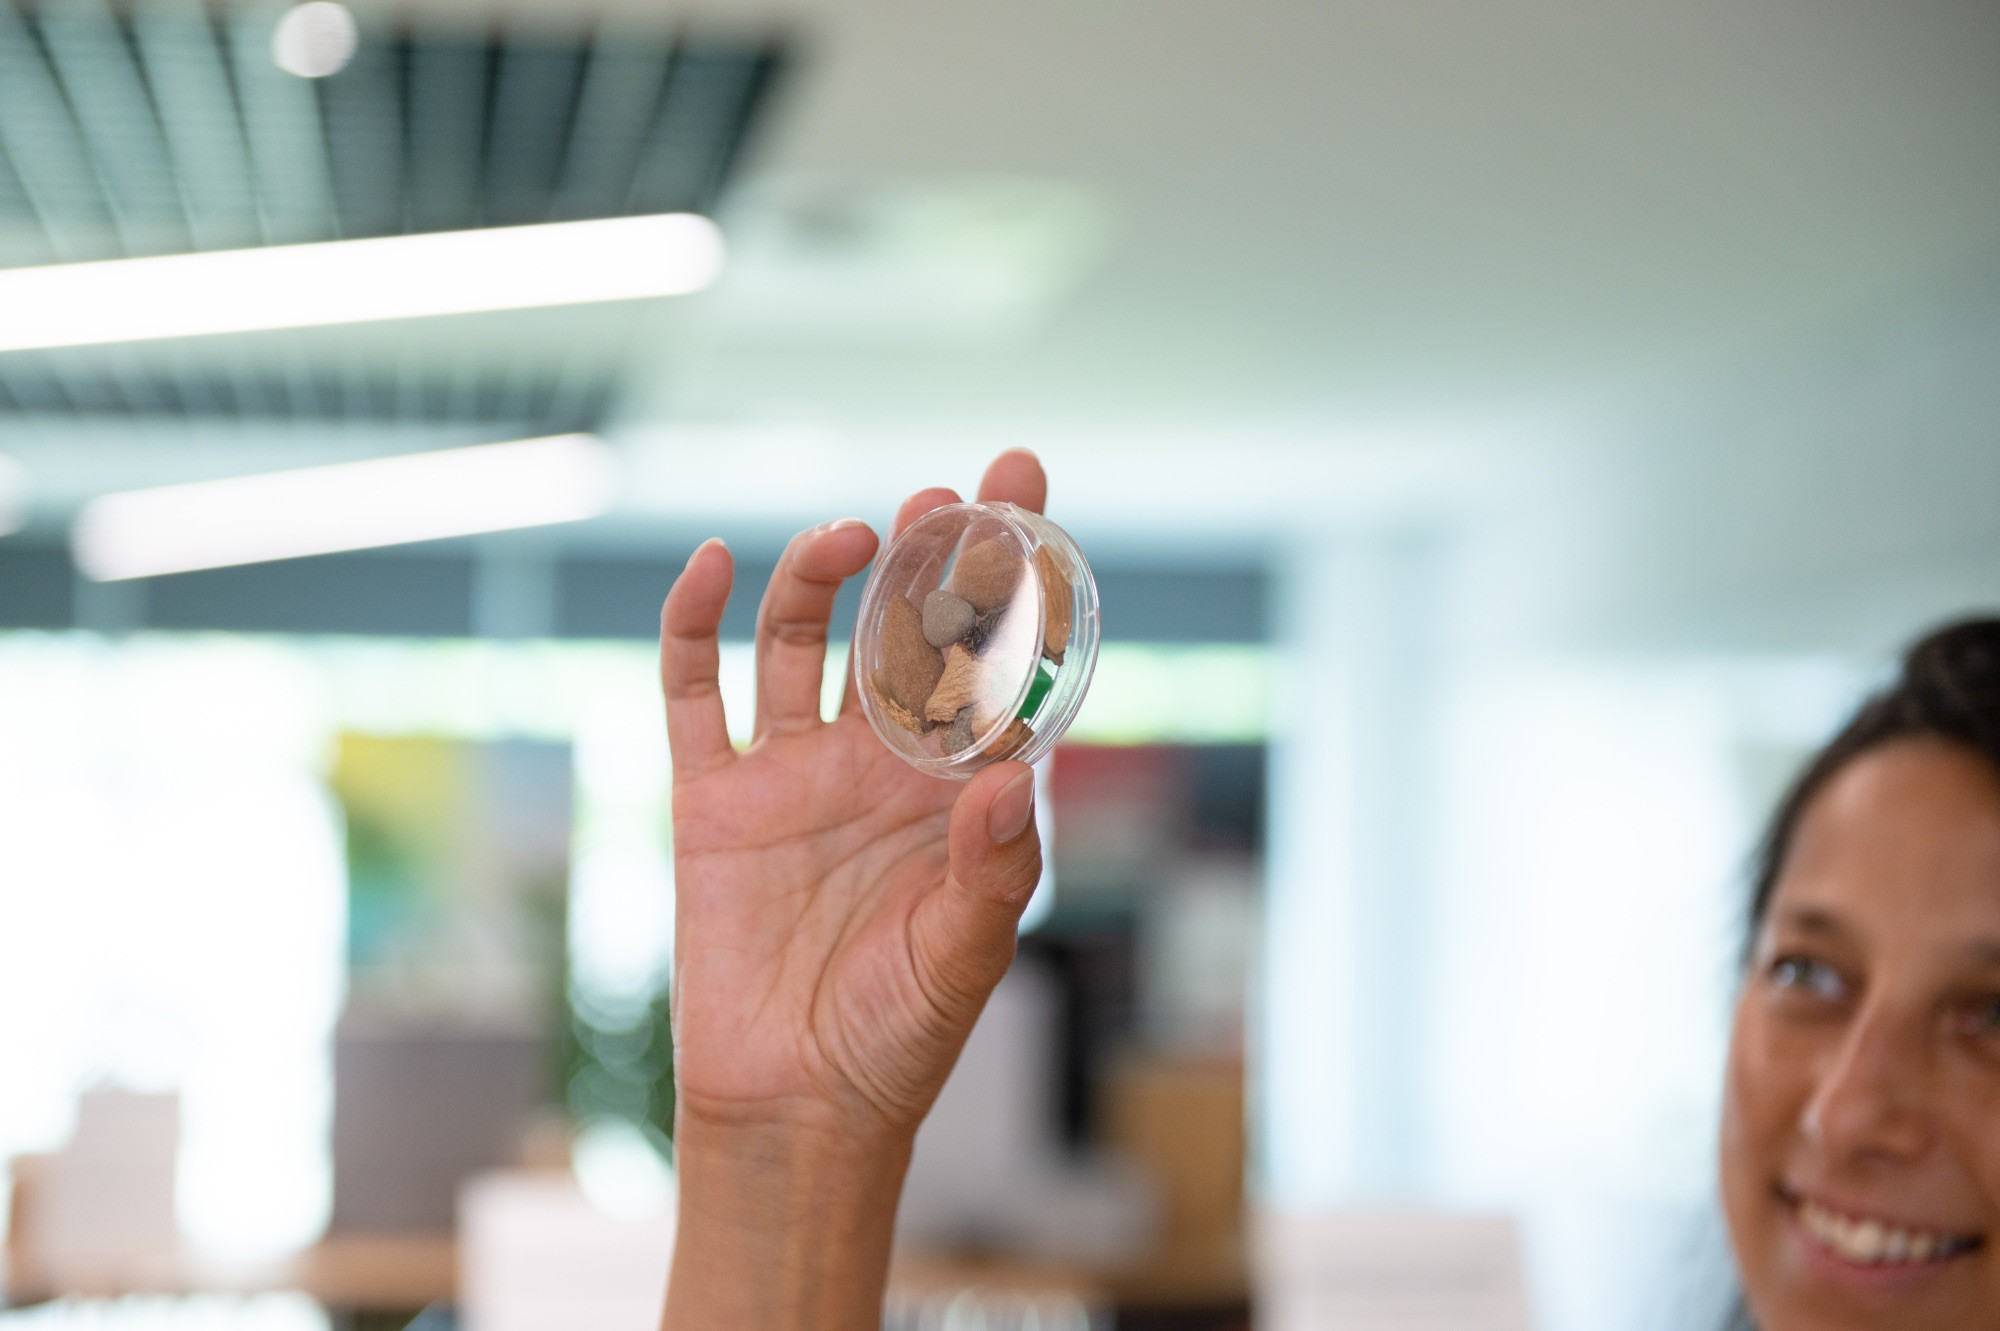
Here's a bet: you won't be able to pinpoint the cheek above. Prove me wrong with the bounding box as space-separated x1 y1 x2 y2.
1721 1004 1803 1219
1727 998 1817 1128
1940 1066 2000 1204
1720 1007 1803 1318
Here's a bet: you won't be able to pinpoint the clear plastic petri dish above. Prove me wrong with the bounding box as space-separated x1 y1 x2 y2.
855 501 1100 778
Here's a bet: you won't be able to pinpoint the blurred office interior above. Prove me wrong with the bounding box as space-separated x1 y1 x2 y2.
1 1 1999 1329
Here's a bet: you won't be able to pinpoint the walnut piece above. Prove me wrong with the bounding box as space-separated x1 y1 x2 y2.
926 642 982 724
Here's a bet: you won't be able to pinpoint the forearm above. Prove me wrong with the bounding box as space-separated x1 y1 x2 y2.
663 1112 914 1331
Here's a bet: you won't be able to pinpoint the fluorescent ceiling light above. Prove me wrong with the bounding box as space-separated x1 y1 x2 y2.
0 214 724 353
0 453 25 536
73 434 616 581
272 2 358 78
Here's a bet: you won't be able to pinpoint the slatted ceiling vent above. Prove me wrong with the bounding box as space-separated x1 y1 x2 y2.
0 0 784 427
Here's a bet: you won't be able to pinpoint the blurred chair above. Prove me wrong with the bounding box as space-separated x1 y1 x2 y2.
329 1020 549 1236
1102 1056 1246 1304
1254 1210 1530 1331
882 1277 1105 1331
5 1090 181 1300
298 1022 549 1317
456 1173 672 1331
897 960 1155 1266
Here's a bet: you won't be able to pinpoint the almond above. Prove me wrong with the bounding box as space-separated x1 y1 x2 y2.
1036 544 1071 665
877 594 943 713
951 538 1026 613
870 670 930 734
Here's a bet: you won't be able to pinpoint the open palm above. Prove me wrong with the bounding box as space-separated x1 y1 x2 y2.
660 453 1048 1142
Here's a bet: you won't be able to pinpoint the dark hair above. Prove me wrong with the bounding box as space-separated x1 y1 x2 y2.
1744 617 2000 955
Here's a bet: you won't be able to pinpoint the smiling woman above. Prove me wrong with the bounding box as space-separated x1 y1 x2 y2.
1723 621 2000 1331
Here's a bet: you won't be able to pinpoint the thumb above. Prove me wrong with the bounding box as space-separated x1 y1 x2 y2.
910 760 1042 1014
949 758 1042 919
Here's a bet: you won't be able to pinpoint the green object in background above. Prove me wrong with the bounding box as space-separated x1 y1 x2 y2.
566 980 676 1153
1018 661 1056 719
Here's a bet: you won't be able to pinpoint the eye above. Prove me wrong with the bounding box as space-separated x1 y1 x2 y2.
1769 953 1848 1003
1958 994 2000 1038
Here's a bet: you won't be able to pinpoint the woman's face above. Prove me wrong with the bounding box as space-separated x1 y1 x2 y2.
1723 737 2000 1331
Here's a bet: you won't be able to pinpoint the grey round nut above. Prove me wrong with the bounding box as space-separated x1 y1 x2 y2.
922 588 977 648
940 706 976 755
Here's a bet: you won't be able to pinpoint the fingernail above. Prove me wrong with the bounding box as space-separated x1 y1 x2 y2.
987 770 1036 844
686 537 726 568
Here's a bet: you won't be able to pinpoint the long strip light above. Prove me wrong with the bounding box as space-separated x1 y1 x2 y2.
0 452 25 536
0 213 723 353
73 434 616 581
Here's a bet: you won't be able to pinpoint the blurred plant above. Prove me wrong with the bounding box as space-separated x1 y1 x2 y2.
564 982 675 1154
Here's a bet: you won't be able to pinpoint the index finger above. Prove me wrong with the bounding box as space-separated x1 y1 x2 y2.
660 539 738 779
890 486 962 541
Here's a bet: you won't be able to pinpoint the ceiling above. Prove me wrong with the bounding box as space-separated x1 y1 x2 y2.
638 0 2000 654
0 1 780 430
6 0 2000 652
642 0 2000 420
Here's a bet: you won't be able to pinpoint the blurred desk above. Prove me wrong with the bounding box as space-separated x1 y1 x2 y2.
1103 1055 1249 1309
1104 1237 1248 1307
295 1237 456 1312
2 1236 453 1315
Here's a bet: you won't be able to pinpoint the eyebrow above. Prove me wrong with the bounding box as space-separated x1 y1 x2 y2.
1774 905 1847 938
1774 906 2000 970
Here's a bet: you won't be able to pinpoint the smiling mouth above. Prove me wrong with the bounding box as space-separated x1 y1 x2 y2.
1778 1186 1984 1267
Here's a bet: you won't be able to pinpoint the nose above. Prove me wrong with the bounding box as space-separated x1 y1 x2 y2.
1801 1003 1936 1164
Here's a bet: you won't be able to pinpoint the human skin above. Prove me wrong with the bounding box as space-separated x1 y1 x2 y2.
658 451 1050 1331
1723 737 2000 1330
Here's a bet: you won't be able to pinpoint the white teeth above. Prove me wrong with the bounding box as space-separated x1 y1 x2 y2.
1798 1200 1975 1266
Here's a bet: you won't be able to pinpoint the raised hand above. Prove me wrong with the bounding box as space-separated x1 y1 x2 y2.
660 451 1050 1331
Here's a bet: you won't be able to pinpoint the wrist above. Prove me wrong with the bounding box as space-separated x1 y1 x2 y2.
674 1102 915 1193
665 1110 914 1331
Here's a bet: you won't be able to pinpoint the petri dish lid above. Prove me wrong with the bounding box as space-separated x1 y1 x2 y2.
855 501 1099 778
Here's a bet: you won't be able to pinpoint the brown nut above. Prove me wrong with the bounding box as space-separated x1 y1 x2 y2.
878 595 943 713
950 539 1026 614
974 717 1034 762
1036 545 1071 665
940 706 976 755
870 670 930 734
